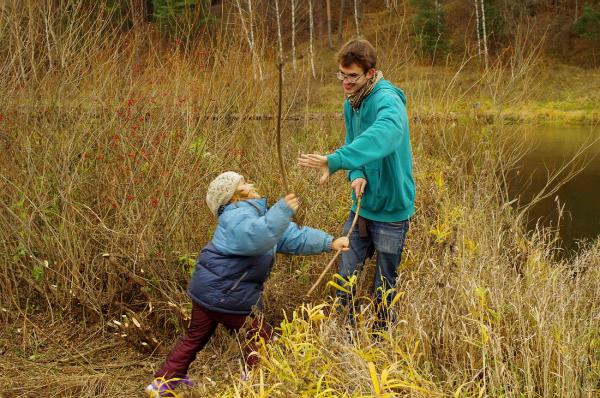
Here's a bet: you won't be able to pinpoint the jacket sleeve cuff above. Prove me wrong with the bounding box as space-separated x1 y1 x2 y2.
324 235 333 252
348 169 366 182
327 152 343 174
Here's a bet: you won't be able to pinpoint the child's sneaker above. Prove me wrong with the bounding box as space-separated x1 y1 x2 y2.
240 371 250 382
145 376 194 397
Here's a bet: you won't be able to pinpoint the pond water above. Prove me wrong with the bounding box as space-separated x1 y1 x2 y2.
507 124 600 254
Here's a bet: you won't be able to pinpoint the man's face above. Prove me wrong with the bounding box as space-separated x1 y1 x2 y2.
339 63 374 95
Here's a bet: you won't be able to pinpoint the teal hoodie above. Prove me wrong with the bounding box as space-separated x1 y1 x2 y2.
326 79 416 222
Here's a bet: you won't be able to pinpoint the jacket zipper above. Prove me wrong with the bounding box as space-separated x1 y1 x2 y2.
226 271 248 293
354 107 361 134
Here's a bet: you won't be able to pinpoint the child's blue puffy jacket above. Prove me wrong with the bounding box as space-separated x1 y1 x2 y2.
188 198 333 315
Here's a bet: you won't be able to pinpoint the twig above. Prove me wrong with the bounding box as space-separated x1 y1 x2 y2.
57 342 119 363
16 309 98 371
306 195 363 297
90 360 148 370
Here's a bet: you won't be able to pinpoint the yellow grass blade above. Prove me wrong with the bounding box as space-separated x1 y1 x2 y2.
326 280 352 294
368 361 381 396
389 291 405 308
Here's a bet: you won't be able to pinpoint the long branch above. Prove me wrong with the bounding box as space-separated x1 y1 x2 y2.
276 61 289 194
306 195 363 297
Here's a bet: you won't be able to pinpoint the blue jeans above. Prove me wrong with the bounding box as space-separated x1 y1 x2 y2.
337 212 409 317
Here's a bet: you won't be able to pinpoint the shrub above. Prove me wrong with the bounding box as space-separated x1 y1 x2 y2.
410 0 448 58
152 0 214 38
573 4 600 40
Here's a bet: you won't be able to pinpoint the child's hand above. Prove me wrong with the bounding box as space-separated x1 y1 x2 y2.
332 236 350 252
284 193 300 213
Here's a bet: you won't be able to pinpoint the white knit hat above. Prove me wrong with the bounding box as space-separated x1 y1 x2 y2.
206 171 244 216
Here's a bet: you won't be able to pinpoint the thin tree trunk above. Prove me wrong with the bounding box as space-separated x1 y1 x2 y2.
43 8 54 71
353 0 360 36
247 0 255 51
275 0 283 62
338 0 345 43
235 0 256 80
326 0 333 49
474 0 481 59
480 0 488 70
247 0 263 80
248 0 258 80
235 0 262 80
309 0 316 78
435 0 441 34
130 0 142 27
291 0 296 71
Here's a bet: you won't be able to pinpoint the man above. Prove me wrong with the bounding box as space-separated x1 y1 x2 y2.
298 38 415 325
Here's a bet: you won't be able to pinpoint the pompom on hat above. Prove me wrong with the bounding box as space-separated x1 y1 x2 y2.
206 171 244 216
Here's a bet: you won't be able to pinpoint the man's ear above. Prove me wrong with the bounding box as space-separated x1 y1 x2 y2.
367 68 376 78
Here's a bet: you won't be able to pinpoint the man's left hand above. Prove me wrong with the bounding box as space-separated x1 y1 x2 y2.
298 154 330 184
351 178 367 197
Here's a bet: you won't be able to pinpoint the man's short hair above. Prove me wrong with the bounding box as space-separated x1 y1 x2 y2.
336 38 377 72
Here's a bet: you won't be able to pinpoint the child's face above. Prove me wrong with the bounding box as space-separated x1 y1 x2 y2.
237 179 260 199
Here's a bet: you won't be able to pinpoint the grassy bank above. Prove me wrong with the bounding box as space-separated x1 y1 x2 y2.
1 5 600 397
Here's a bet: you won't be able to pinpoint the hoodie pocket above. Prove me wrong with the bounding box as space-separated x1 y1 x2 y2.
363 165 384 212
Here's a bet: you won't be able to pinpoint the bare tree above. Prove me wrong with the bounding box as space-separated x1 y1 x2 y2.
247 0 263 80
354 0 360 36
326 0 333 49
291 0 296 71
474 0 482 59
247 0 255 57
480 0 489 70
275 0 283 62
338 0 345 43
309 0 316 78
235 0 263 80
129 0 151 25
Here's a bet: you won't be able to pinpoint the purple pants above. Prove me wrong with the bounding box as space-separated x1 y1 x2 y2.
155 301 273 379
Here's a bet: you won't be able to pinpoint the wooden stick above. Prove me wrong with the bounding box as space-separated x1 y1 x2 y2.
276 61 289 194
306 195 362 297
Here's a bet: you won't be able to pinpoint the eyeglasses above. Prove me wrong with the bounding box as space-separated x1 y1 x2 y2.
336 71 365 84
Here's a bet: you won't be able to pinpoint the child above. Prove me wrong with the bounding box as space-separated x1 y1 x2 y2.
145 171 349 397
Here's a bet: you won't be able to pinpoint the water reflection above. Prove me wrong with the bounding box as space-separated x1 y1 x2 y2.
508 124 600 254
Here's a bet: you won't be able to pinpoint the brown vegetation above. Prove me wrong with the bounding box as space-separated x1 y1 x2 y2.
1 1 599 396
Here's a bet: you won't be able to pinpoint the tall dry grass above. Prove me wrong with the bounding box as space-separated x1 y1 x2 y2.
1 1 599 397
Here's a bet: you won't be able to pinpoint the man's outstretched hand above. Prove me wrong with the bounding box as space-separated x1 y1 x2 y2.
298 154 330 184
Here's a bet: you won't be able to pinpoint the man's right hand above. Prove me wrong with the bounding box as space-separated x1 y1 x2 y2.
297 154 330 184
351 178 367 197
